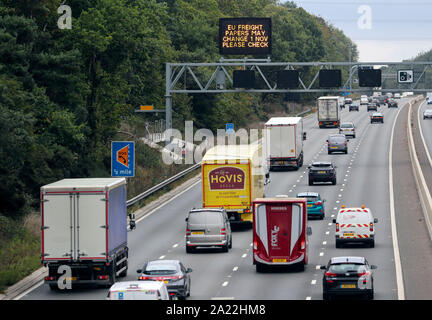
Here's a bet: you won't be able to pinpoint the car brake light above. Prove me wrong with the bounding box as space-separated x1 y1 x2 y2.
139 276 150 280
221 228 226 235
186 229 191 236
336 223 339 232
244 208 250 213
253 240 258 250
45 276 55 281
98 275 109 280
358 271 370 277
327 141 330 146
300 240 305 250
315 201 322 205
369 223 373 232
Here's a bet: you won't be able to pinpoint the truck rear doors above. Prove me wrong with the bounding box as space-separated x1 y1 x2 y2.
42 191 107 261
253 199 308 267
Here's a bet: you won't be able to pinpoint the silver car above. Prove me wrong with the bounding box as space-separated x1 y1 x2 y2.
339 122 356 138
327 134 348 154
423 109 432 119
185 208 232 253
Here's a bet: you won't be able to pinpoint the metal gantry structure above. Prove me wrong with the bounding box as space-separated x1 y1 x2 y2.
164 59 432 133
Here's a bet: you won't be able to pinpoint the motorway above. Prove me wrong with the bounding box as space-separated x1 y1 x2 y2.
20 96 432 300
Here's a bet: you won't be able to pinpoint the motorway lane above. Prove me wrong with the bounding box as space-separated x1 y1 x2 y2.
21 99 411 300
419 100 432 166
215 100 406 300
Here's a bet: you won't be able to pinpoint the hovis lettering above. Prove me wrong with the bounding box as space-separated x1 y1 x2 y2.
209 167 245 190
271 226 280 247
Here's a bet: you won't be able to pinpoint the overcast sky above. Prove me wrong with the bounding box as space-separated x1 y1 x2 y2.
292 0 432 61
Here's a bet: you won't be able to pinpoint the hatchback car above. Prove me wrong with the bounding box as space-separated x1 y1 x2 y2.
339 122 356 138
349 103 359 112
185 208 232 253
321 256 377 300
388 98 398 108
137 260 192 300
370 112 384 123
367 103 378 112
327 134 348 154
423 109 432 119
296 192 326 219
308 162 337 185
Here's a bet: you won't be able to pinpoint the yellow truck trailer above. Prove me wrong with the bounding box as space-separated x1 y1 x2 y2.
201 144 266 226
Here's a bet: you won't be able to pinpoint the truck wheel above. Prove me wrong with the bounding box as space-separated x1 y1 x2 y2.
332 178 336 185
256 263 267 273
323 292 332 300
336 240 342 248
49 284 58 291
119 260 128 277
228 237 232 249
186 246 195 254
109 265 116 286
369 240 375 248
308 178 314 186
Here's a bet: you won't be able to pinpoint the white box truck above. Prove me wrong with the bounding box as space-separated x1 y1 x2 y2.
41 178 130 289
264 117 305 171
317 96 340 128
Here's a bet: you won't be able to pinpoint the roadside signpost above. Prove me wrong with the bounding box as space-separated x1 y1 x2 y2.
112 141 135 177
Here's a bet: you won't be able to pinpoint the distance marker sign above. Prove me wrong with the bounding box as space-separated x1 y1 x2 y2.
111 141 135 177
219 18 271 55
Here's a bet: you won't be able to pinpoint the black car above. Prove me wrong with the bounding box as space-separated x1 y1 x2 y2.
367 103 378 112
308 162 337 185
388 98 398 108
370 112 384 123
137 260 192 300
349 103 359 112
321 256 377 300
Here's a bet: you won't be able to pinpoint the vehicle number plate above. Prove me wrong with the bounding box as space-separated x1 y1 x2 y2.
318 171 327 174
279 161 284 164
191 231 204 235
66 277 77 281
341 284 356 289
330 146 338 149
343 233 354 237
272 259 287 263
164 280 168 284
307 204 313 207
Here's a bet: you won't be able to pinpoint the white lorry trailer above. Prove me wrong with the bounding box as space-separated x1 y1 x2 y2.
264 117 305 171
40 178 130 289
317 96 340 128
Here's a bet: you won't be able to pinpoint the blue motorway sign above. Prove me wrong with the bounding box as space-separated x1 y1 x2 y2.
111 141 135 177
226 123 234 134
341 86 351 96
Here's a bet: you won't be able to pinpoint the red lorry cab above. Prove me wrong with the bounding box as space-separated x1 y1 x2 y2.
253 197 311 272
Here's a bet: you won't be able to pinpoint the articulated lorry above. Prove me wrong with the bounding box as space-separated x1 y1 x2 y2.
201 144 268 227
264 117 305 171
317 96 340 128
41 178 131 289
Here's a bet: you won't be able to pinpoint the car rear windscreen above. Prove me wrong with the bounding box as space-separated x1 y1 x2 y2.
329 263 366 274
188 211 222 225
330 136 345 143
340 124 353 128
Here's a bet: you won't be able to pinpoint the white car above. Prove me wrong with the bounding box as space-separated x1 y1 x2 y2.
107 281 170 300
333 205 378 248
424 109 432 119
360 97 368 105
339 122 356 138
394 93 401 99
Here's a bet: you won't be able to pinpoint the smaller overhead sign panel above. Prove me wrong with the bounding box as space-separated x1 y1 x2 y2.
219 18 272 55
398 70 414 83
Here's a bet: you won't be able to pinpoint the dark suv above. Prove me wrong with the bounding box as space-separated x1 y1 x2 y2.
349 103 359 112
308 162 337 185
367 103 378 112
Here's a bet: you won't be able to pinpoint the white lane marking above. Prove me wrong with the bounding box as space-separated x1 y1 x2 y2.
326 231 330 235
322 241 327 245
241 253 247 258
311 280 317 285
389 100 407 300
159 255 165 259
316 265 321 270
319 252 324 256
222 281 229 287
233 266 239 272
136 179 201 224
306 296 312 300
172 243 178 248
13 280 44 300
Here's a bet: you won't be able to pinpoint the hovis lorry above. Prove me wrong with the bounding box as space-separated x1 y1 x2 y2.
264 117 305 171
317 96 340 128
41 178 129 289
201 144 266 227
253 197 311 272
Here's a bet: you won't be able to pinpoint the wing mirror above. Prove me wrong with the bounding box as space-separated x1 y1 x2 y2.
370 265 377 270
136 269 142 274
307 226 312 236
320 265 326 270
374 218 378 223
129 213 136 230
332 219 336 223
186 268 193 273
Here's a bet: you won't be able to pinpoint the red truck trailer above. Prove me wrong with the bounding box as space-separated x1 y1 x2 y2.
253 197 311 272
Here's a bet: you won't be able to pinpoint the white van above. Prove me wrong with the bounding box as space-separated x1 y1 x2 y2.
107 281 170 300
360 95 368 105
332 205 378 248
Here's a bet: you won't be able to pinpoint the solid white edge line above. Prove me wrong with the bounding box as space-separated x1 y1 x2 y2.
417 100 432 170
389 100 406 300
13 280 44 300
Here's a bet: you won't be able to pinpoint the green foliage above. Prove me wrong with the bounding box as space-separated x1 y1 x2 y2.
0 0 356 220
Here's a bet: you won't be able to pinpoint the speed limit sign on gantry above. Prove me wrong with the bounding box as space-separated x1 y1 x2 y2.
398 70 414 83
